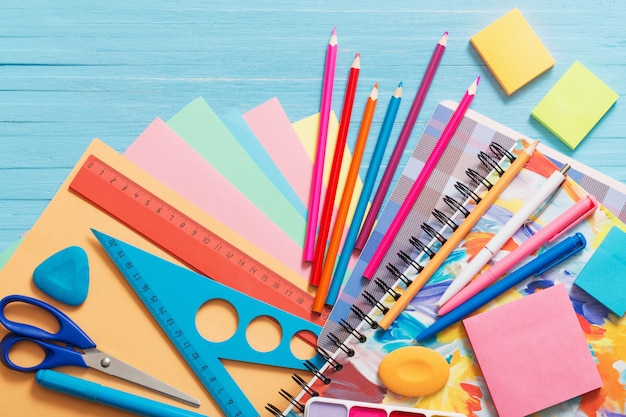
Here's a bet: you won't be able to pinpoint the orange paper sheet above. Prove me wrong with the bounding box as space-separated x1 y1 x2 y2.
0 139 310 417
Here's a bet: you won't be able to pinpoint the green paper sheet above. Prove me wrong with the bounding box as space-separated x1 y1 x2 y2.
167 97 306 246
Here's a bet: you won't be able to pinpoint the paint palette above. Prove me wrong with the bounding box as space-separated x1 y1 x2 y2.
304 398 465 417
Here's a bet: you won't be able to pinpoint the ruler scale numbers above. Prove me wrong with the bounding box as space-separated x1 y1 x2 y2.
99 236 254 417
69 155 330 330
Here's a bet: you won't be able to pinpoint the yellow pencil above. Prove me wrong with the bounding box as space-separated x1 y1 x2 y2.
313 83 379 313
378 140 538 329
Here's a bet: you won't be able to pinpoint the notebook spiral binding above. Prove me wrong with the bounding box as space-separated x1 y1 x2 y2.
265 141 515 417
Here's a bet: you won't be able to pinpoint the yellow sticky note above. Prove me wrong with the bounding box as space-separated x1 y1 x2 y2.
470 8 555 95
531 61 618 149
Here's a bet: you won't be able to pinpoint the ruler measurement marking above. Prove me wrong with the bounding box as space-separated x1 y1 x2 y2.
72 156 331 325
101 237 253 417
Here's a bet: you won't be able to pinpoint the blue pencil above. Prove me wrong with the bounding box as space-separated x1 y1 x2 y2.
325 83 403 305
415 232 586 342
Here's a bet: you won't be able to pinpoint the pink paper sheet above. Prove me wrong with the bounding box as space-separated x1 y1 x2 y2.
243 97 312 205
463 284 602 417
123 118 311 285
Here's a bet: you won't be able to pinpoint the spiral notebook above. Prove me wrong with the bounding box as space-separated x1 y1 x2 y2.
269 101 626 417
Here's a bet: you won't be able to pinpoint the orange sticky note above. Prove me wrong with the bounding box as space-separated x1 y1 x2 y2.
463 284 602 417
470 8 555 95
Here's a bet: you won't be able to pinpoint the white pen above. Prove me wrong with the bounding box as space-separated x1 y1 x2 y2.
436 164 570 308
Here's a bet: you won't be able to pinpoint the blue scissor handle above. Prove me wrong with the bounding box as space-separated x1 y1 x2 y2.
0 295 95 350
0 333 88 372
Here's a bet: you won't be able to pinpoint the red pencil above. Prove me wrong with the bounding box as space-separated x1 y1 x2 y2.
310 53 361 285
313 83 378 313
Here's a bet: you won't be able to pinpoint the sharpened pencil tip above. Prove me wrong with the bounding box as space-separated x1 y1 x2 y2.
468 77 480 95
439 31 449 47
329 27 338 46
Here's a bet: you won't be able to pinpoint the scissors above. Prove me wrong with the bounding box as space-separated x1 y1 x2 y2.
0 294 200 407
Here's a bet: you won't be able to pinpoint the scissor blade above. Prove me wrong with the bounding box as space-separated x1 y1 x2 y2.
82 348 201 407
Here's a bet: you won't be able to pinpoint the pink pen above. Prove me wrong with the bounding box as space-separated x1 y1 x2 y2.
438 194 598 315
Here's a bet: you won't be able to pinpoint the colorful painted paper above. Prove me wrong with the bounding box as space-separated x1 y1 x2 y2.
470 8 555 95
574 225 626 316
463 284 602 417
293 102 626 417
531 61 618 149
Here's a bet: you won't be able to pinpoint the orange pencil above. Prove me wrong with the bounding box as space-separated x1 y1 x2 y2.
313 83 378 313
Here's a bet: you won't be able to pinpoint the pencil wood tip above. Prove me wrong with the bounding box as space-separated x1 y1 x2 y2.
371 83 379 100
468 77 479 95
525 140 540 154
329 28 338 45
439 31 449 47
353 53 361 68
394 83 403 98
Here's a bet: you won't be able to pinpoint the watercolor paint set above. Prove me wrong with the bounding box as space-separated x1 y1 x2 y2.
304 397 465 417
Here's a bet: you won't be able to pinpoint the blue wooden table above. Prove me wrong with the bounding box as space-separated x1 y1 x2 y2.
1 0 625 252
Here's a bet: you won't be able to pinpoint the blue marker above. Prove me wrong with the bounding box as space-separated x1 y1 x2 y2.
36 369 208 417
326 83 403 305
415 232 586 342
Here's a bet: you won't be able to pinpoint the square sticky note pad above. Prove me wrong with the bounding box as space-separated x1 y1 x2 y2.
470 8 555 95
463 284 602 417
575 226 626 316
531 61 618 149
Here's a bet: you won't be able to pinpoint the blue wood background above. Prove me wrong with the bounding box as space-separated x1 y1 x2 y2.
1 0 625 252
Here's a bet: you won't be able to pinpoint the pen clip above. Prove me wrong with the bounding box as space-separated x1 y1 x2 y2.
548 195 599 243
536 232 586 275
521 165 570 236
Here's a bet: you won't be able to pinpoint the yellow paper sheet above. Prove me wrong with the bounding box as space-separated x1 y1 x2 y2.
293 112 364 225
0 139 312 417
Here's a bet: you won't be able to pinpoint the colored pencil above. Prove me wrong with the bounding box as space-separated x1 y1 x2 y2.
355 31 448 251
310 53 361 285
313 83 378 313
304 27 338 261
363 76 479 280
378 140 538 330
325 82 403 305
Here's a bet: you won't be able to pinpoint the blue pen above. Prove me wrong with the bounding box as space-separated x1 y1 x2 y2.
36 369 208 417
325 83 403 305
415 232 586 342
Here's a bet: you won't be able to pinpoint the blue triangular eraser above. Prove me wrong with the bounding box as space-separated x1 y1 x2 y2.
33 246 89 306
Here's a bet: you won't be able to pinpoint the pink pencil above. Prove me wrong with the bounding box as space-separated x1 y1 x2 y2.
362 76 480 279
355 32 448 251
304 27 338 262
310 52 361 285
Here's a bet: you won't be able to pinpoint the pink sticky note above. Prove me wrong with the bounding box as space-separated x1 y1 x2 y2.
463 284 602 417
123 118 311 285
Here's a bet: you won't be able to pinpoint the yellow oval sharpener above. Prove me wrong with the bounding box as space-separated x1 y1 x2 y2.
378 346 449 397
